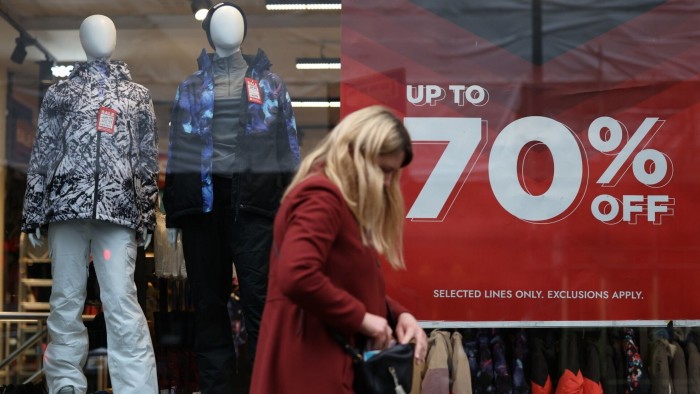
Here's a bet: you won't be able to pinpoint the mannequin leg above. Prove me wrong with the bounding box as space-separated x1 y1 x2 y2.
44 220 91 393
89 220 157 393
231 212 273 362
181 213 236 393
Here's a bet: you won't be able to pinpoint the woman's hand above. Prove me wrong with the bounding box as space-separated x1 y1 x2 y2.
395 313 428 362
359 312 393 350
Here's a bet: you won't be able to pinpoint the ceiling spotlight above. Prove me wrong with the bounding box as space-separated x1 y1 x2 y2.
192 0 212 21
10 39 27 64
296 57 341 70
265 0 341 11
10 35 37 64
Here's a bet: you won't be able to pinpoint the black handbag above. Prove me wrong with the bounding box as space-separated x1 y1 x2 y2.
338 338 415 394
332 305 415 394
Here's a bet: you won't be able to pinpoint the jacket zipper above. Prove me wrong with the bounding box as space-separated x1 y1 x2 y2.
92 126 101 219
232 63 254 222
92 77 110 220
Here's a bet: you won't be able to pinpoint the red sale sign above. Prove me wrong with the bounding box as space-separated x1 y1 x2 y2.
341 0 700 322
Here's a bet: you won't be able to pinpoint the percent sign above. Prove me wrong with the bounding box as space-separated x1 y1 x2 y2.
588 116 672 187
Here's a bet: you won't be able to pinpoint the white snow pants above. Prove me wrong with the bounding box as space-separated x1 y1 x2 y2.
44 219 157 394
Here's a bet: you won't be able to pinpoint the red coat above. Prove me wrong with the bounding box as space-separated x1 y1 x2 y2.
250 174 409 393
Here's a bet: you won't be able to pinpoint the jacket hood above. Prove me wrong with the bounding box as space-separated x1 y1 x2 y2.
196 48 271 74
68 59 133 81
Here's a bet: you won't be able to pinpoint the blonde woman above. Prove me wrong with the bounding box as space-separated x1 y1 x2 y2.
251 105 428 393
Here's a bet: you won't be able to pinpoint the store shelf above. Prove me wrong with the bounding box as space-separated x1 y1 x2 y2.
20 279 52 287
19 302 51 311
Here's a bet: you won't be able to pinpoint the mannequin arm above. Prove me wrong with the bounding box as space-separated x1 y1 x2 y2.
28 228 44 248
275 80 301 188
142 231 152 250
135 92 159 245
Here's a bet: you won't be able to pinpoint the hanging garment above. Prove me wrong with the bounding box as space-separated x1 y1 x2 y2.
610 329 629 394
623 328 651 394
582 335 603 394
593 328 620 394
153 210 187 279
530 334 554 394
512 329 530 394
649 337 674 394
464 330 479 381
686 336 700 394
670 340 688 394
422 330 452 394
411 357 427 394
451 331 473 394
555 331 583 394
492 332 513 394
555 369 584 394
475 329 496 393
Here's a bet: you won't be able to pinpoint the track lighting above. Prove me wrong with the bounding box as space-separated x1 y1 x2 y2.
11 35 35 64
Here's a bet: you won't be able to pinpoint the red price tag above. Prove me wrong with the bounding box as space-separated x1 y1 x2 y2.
245 78 263 104
96 106 118 134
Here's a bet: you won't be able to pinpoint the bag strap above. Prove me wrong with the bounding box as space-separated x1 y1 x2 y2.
385 300 397 329
331 330 363 363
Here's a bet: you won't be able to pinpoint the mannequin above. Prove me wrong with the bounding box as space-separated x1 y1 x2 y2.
164 2 301 392
28 16 152 249
165 0 244 247
21 15 158 394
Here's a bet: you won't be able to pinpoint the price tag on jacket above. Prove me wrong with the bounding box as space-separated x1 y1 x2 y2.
245 77 263 104
96 106 118 134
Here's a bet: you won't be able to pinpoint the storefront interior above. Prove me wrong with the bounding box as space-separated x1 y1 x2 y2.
0 0 340 390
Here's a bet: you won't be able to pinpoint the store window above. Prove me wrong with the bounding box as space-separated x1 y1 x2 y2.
3 0 700 392
0 1 340 391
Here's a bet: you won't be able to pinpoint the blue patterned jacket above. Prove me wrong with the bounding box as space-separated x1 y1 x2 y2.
164 48 301 226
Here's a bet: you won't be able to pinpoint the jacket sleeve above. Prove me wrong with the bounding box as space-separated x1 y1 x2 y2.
274 76 301 188
163 85 181 228
21 87 62 233
135 90 159 233
276 183 367 335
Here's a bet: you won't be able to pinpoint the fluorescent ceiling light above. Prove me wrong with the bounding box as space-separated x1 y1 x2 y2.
292 100 341 108
296 57 341 70
265 0 341 11
266 4 341 10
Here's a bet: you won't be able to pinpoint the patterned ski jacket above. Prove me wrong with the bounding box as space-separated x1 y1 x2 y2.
163 48 301 227
21 60 159 240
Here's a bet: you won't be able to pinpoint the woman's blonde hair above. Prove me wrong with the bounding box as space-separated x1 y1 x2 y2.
285 105 413 269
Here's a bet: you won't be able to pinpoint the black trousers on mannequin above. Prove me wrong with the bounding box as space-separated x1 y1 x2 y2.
180 176 272 393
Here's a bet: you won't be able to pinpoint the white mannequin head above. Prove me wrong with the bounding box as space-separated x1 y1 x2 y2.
79 15 116 61
207 5 246 58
